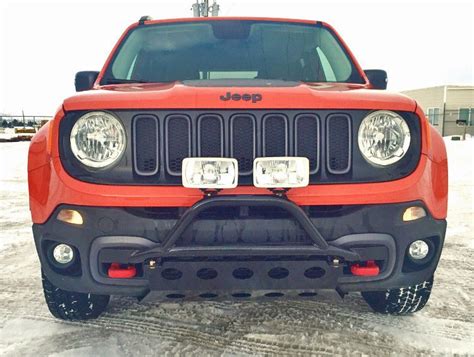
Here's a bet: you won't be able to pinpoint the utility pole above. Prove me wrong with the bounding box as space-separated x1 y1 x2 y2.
192 0 220 17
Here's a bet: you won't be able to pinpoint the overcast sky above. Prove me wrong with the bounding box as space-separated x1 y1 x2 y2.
0 0 472 115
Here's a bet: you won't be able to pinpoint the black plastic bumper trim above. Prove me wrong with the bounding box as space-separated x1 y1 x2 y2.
32 200 446 296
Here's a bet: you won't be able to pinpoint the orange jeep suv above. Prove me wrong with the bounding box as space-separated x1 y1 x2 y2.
28 17 448 320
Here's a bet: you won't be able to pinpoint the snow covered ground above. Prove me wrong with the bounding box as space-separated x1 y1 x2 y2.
0 140 473 356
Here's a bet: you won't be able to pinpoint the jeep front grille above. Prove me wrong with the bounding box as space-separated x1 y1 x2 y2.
151 111 335 180
59 110 422 185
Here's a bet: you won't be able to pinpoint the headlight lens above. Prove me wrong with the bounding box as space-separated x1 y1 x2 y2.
70 111 126 168
358 110 411 166
182 158 238 189
253 157 309 188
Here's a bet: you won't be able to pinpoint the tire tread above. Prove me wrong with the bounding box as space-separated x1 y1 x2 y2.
362 277 433 315
42 272 109 320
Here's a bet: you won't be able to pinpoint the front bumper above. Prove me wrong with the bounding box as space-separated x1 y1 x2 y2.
33 196 446 299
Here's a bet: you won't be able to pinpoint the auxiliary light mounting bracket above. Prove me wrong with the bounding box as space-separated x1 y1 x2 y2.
200 188 222 197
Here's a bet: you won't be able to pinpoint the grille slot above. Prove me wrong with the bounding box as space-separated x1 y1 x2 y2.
263 114 288 156
133 115 159 176
198 114 224 157
295 114 320 174
230 114 256 175
326 114 352 174
166 114 191 175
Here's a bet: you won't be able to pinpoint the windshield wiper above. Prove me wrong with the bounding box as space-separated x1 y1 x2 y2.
102 78 152 85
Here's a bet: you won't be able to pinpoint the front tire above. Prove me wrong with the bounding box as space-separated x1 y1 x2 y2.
362 277 433 315
42 272 110 320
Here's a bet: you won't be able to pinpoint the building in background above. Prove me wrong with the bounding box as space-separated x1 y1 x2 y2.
401 85 474 137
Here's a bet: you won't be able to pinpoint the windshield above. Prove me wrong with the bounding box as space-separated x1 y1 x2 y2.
102 20 364 84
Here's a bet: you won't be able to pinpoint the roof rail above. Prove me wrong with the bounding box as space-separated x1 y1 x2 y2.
138 16 153 25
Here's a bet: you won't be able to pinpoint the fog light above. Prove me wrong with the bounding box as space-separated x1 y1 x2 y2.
253 157 309 188
53 244 75 264
182 158 238 189
403 206 426 222
408 240 429 260
57 209 84 225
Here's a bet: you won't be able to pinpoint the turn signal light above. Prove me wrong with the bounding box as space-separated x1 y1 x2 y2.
57 209 84 225
403 206 426 222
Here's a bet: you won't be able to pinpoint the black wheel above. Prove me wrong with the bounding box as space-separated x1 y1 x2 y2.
42 272 110 320
362 277 433 315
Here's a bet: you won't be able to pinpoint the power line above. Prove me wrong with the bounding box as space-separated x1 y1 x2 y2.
191 0 220 17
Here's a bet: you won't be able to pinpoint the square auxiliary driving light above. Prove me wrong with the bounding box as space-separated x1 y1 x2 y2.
253 157 309 188
182 158 238 189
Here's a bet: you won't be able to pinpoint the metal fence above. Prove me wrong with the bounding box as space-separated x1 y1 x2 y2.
426 109 473 126
425 108 474 139
0 115 53 128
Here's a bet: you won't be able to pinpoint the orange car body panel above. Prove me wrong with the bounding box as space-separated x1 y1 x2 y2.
28 17 448 224
62 82 417 112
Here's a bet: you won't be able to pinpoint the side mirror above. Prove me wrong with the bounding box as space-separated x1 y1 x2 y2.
364 69 388 90
75 71 99 92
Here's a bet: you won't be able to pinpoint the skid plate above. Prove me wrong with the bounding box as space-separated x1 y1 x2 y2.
145 258 342 292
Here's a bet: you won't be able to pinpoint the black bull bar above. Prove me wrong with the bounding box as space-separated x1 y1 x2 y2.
127 195 361 263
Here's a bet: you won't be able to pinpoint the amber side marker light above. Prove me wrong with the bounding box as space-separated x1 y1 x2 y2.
403 206 426 222
57 209 84 225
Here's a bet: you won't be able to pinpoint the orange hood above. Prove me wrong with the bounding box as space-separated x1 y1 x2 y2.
63 82 416 112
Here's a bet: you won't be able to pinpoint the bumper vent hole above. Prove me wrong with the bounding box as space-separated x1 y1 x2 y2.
268 267 289 279
232 267 254 280
166 294 185 299
196 268 218 280
199 293 218 298
265 292 284 298
232 292 251 298
304 267 326 279
161 268 183 280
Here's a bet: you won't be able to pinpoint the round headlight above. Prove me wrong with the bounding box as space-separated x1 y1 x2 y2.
70 111 126 168
358 110 411 166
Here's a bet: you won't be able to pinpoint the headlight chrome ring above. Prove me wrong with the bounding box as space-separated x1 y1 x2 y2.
358 110 411 166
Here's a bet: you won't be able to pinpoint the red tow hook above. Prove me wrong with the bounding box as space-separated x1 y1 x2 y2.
350 260 380 277
108 263 137 279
